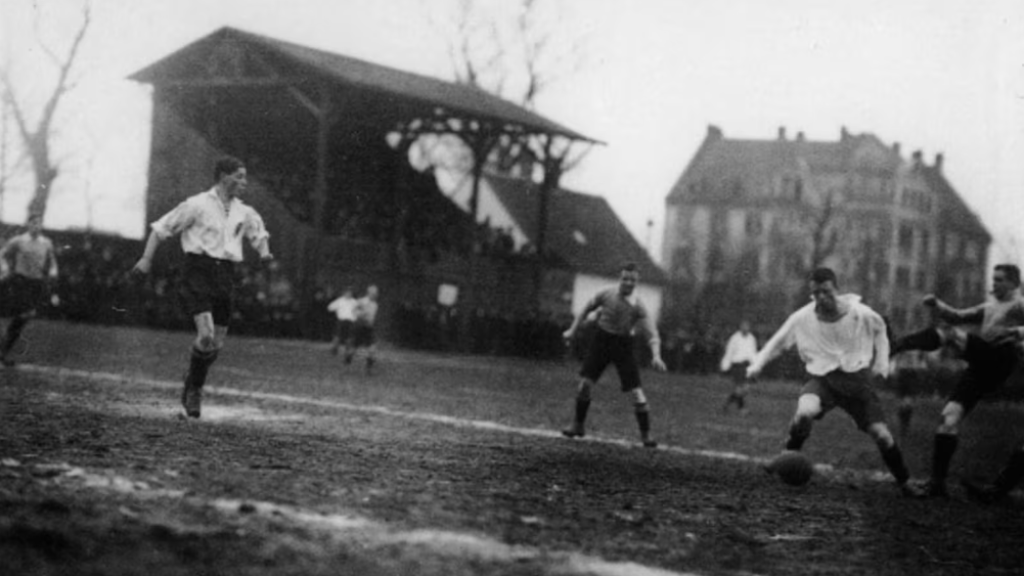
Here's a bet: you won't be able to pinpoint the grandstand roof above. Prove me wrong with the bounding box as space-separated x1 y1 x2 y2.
485 174 666 284
130 27 595 143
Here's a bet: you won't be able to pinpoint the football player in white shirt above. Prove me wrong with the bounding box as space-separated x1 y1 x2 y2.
747 267 923 497
0 214 58 367
719 320 758 414
132 156 273 418
326 286 357 356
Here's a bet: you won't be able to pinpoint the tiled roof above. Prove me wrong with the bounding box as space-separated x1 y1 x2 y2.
485 174 666 284
668 128 987 239
918 164 990 240
131 27 594 143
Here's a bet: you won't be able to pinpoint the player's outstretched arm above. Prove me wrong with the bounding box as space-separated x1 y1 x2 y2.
132 231 163 275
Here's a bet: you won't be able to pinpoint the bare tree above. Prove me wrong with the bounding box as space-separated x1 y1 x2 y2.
0 1 91 220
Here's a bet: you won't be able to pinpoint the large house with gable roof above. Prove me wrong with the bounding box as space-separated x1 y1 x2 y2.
661 125 990 335
441 172 667 322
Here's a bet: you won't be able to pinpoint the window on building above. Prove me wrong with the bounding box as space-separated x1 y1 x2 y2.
745 213 763 237
916 270 927 291
896 266 911 288
898 224 914 258
946 233 960 260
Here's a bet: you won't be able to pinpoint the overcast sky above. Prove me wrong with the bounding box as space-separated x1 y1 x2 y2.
2 0 1022 264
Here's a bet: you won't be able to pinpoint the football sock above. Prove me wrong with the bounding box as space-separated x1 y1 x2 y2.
2 317 27 354
573 399 591 429
785 418 811 451
634 403 651 435
186 347 219 389
736 395 746 410
931 433 959 483
993 446 1024 495
880 445 910 485
891 328 942 356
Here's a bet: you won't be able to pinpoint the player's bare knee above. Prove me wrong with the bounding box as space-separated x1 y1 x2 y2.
576 381 593 402
630 387 647 406
868 423 895 449
196 334 217 352
938 402 964 434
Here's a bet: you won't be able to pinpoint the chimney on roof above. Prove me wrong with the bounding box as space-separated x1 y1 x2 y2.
912 150 923 167
935 152 944 173
796 131 805 142
707 124 723 140
840 126 849 141
892 142 901 157
778 126 787 140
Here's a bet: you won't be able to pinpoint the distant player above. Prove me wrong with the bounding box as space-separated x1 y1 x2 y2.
327 286 357 356
348 284 379 373
719 320 758 414
132 155 273 418
747 267 923 497
561 262 666 448
890 263 1024 498
0 214 58 367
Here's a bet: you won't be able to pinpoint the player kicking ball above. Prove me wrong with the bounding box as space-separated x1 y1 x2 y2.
746 267 924 497
561 262 666 448
132 156 273 419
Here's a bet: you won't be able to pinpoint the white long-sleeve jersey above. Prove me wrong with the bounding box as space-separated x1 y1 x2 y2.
720 331 758 372
748 294 890 378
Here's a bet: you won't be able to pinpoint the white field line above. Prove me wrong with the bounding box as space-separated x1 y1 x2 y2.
6 461 708 576
18 363 886 482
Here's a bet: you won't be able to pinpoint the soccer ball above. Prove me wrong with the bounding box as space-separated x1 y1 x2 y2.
768 451 814 486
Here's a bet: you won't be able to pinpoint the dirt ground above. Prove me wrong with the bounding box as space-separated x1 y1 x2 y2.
3 321 1024 576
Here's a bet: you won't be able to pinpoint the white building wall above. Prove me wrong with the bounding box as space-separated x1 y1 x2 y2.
572 273 663 325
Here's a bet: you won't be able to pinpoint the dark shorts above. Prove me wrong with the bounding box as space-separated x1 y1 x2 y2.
950 333 1021 413
726 361 750 385
334 319 354 341
802 369 886 431
178 254 235 326
352 323 375 348
579 329 641 391
1 274 48 318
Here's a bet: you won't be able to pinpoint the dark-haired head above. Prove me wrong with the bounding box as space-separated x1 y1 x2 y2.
214 156 245 181
995 264 1021 287
809 267 837 287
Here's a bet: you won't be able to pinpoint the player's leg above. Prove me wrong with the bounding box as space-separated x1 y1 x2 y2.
833 370 923 496
563 377 595 438
343 325 356 364
890 326 945 356
564 333 610 438
865 422 922 496
1 277 39 366
329 320 342 355
629 386 656 448
612 337 655 447
181 312 220 418
786 392 823 450
1 311 32 366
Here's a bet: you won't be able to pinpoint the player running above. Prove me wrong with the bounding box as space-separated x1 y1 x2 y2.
132 155 273 418
561 262 666 448
747 267 923 497
327 286 357 356
0 214 58 367
348 284 379 373
890 263 1024 498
